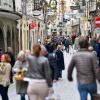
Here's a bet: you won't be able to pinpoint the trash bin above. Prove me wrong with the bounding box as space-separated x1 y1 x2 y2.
93 94 100 100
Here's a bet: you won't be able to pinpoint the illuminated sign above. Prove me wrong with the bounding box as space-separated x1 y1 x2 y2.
0 0 14 11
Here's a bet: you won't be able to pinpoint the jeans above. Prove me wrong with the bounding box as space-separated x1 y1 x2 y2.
78 83 97 100
0 85 9 100
20 93 26 100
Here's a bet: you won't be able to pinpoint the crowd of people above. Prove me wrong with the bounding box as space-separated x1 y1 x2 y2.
0 34 100 100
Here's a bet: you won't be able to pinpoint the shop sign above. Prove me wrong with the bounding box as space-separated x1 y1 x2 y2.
70 5 80 10
95 17 100 28
30 21 37 30
0 0 14 11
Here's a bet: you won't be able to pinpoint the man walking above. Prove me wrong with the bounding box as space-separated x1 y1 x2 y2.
67 36 99 100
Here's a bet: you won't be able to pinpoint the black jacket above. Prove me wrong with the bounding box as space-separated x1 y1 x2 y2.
48 52 58 80
56 50 65 70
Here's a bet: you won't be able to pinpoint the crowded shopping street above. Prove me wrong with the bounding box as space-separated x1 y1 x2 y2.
0 0 100 100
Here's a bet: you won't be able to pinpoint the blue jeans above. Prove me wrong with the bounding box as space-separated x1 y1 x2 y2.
0 85 9 100
78 83 97 100
20 93 26 100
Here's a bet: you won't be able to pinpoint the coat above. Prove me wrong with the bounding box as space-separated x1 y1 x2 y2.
68 49 98 84
13 60 28 94
48 52 58 80
0 62 11 87
56 50 65 70
95 43 100 58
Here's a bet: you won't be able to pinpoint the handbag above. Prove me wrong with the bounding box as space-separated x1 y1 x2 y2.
14 68 27 81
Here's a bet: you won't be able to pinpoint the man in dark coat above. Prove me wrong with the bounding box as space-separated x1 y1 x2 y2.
64 37 70 53
47 43 59 82
95 37 100 66
56 45 65 79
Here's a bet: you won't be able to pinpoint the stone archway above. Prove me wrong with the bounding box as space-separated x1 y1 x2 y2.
7 26 11 47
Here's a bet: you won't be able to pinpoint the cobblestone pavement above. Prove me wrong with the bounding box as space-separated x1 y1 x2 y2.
1 52 100 100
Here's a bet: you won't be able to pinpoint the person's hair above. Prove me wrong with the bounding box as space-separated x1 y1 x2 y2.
17 51 25 59
57 45 62 50
49 43 55 53
33 44 41 57
79 36 89 49
3 54 11 63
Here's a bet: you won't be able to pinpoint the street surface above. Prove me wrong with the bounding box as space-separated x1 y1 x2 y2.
1 51 100 100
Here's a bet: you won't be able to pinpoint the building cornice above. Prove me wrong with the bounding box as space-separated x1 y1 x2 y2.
0 9 22 20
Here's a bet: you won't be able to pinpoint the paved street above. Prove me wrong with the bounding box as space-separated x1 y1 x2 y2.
0 52 80 100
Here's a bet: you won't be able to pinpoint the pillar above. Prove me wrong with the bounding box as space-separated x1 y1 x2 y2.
3 25 7 51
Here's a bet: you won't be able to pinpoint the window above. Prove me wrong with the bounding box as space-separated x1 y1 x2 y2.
33 0 41 10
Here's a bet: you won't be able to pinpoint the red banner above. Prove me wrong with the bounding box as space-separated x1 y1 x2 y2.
95 17 100 28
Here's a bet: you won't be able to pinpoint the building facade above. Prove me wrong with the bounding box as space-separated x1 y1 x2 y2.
0 0 21 53
18 16 45 51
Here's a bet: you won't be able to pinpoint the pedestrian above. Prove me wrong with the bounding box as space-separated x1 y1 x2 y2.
27 44 52 100
56 45 65 79
13 51 28 100
67 36 99 100
6 47 15 67
74 36 79 51
0 54 11 100
5 47 15 83
95 36 100 66
47 43 59 82
63 37 70 53
89 36 97 50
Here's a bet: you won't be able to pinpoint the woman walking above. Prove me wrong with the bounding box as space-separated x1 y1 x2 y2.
13 51 28 100
0 54 11 100
27 44 52 100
